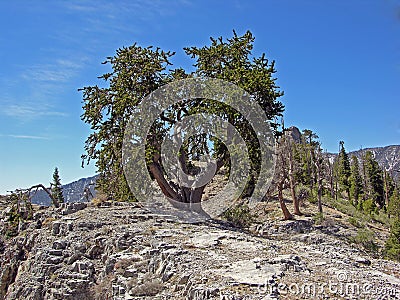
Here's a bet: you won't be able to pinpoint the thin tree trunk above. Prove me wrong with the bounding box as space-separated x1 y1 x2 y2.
329 160 335 199
278 181 293 220
288 151 301 215
313 150 323 214
335 165 338 201
308 146 313 196
361 149 368 200
317 176 323 214
384 170 389 213
289 176 301 215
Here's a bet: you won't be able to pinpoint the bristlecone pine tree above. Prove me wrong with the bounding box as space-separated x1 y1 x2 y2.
80 30 284 204
51 167 64 205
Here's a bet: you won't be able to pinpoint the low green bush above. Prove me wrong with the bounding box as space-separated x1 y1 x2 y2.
348 216 362 228
313 212 324 225
350 228 379 252
384 219 400 261
361 199 378 215
223 203 254 228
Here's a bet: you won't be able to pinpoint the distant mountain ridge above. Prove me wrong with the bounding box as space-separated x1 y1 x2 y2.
327 145 400 180
31 175 98 206
349 145 400 176
29 145 400 205
286 126 400 179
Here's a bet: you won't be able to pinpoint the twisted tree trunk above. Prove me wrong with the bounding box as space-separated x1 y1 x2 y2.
278 181 293 220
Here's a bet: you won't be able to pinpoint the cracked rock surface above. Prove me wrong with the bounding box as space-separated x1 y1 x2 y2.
0 200 400 299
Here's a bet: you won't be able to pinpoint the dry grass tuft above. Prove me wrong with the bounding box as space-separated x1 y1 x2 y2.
42 217 56 226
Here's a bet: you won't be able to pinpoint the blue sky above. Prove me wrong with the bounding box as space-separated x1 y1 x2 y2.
0 0 399 194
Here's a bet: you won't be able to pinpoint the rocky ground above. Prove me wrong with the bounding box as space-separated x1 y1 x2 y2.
1 194 400 300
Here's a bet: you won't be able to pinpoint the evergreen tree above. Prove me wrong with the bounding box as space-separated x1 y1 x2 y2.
292 143 308 185
337 141 351 199
51 167 64 205
388 188 400 219
385 218 400 261
349 155 363 206
298 129 319 192
81 31 284 202
384 170 396 213
385 185 400 261
363 151 384 209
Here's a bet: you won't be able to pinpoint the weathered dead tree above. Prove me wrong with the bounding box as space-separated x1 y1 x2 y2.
325 156 335 199
287 139 301 215
273 135 294 220
27 184 60 208
312 146 325 214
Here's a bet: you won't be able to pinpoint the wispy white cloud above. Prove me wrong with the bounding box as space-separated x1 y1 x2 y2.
9 134 49 140
21 58 85 83
21 67 71 82
3 104 68 119
0 134 49 140
64 0 185 20
64 3 98 13
0 57 85 121
62 0 189 37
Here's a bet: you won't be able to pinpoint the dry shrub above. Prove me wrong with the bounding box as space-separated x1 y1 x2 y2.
114 258 132 273
128 273 163 296
91 274 114 300
42 217 56 226
91 190 109 207
91 198 105 207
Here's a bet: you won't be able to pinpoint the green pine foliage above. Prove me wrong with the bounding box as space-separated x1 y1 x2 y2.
360 198 378 215
4 193 20 238
80 43 173 202
293 129 319 189
349 155 363 206
3 191 34 238
52 167 64 205
384 171 396 208
337 141 351 199
80 31 284 202
76 31 400 259
385 218 400 261
222 203 254 228
363 151 384 209
292 143 313 189
351 228 379 252
384 176 400 261
388 189 400 219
